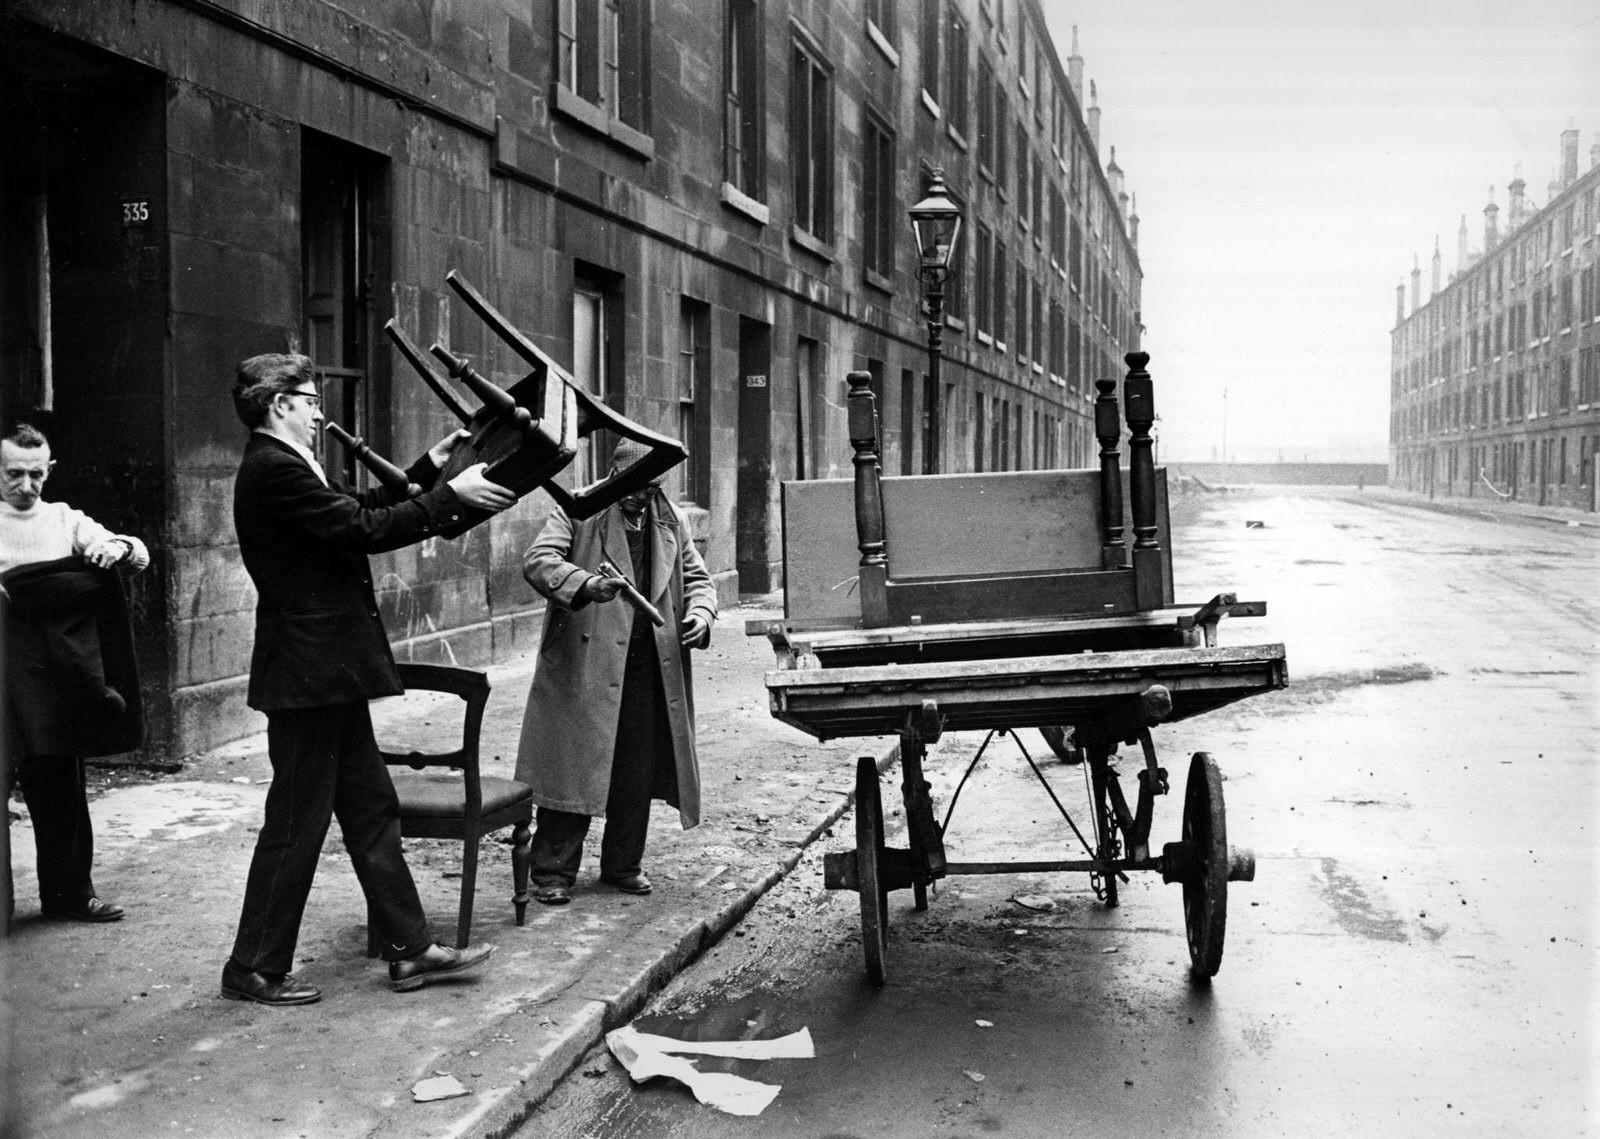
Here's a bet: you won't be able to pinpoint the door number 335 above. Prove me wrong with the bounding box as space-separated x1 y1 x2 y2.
121 200 151 225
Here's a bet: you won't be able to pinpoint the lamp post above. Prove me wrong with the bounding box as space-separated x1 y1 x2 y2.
909 168 963 473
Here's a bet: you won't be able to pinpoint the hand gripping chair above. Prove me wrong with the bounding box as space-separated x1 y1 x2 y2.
367 662 532 953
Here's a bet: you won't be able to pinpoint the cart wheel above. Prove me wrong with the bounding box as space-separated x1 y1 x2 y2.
855 755 889 987
1181 752 1229 979
1040 725 1084 765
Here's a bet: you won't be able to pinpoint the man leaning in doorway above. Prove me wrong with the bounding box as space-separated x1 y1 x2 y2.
222 352 513 1006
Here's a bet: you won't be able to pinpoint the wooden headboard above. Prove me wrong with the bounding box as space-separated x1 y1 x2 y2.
781 352 1173 628
782 469 1171 622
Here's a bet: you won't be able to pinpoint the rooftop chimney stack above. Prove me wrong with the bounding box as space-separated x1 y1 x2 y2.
1396 280 1407 325
1107 145 1124 201
1457 214 1469 275
1129 193 1140 249
1561 125 1579 187
1485 186 1501 248
1591 142 1600 170
1431 237 1442 296
1067 26 1083 102
1410 255 1421 312
1508 167 1525 228
1087 80 1101 153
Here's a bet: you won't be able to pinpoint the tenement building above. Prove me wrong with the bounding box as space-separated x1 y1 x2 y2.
1 2 1143 759
1391 127 1600 511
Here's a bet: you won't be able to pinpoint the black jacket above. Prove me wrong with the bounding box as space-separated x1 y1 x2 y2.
2 556 143 759
234 433 465 711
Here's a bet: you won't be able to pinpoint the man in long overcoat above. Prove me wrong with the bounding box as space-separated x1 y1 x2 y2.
514 439 717 905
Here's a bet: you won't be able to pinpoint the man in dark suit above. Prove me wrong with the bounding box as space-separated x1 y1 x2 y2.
222 352 515 1006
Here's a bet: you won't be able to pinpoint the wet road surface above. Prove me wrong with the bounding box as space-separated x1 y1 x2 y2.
524 489 1597 1137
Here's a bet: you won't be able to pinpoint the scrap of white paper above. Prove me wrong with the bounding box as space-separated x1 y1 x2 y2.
605 1025 811 1117
410 1074 469 1102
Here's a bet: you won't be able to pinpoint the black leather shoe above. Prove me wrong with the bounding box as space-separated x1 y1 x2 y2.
389 942 495 992
532 885 571 905
220 961 322 1006
44 897 124 923
600 872 653 896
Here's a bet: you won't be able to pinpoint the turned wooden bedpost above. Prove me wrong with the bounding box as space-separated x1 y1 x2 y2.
1094 378 1125 569
847 371 890 626
1123 351 1164 607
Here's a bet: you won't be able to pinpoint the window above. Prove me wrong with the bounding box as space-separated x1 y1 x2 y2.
797 336 825 478
976 56 994 174
302 132 386 486
862 111 896 280
1031 281 1043 366
1015 123 1030 221
944 6 969 138
1049 297 1062 377
790 34 833 242
994 397 1009 470
994 89 1010 196
973 391 986 471
920 0 941 105
573 268 624 485
1031 155 1043 235
1014 264 1029 360
899 369 917 475
555 0 651 145
992 237 1007 347
724 0 764 200
866 0 897 43
676 299 711 505
974 223 992 337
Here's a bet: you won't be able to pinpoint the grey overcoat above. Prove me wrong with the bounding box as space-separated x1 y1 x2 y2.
513 496 718 827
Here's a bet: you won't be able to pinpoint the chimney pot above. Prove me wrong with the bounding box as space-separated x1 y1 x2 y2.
1561 126 1579 187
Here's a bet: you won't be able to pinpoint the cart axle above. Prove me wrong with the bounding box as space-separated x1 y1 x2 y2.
1161 840 1256 885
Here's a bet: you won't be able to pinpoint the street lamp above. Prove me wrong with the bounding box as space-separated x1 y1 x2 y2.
909 168 963 473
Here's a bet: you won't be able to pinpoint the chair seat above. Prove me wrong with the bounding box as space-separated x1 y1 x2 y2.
390 771 534 818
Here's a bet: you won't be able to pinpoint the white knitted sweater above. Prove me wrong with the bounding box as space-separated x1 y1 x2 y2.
0 500 151 575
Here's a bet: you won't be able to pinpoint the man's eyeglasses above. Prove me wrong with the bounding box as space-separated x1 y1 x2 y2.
282 390 322 408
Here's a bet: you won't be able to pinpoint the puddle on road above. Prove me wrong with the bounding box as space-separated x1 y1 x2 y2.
1317 858 1407 943
631 982 803 1076
1268 662 1439 710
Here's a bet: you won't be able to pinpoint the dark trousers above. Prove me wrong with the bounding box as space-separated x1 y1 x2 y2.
15 754 96 912
529 736 655 887
230 702 431 975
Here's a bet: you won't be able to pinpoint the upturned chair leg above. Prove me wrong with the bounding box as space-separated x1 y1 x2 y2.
511 819 532 926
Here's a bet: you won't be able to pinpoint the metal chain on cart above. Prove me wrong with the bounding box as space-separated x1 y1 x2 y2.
1085 761 1123 902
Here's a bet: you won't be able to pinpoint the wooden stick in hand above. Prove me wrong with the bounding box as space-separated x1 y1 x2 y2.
598 560 666 627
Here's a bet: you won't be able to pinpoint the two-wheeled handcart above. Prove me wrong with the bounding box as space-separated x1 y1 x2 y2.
747 355 1286 984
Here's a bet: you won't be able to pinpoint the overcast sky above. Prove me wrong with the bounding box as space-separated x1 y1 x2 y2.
1037 0 1600 463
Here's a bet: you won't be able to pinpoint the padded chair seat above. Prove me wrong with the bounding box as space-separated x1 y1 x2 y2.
390 771 533 818
367 662 533 952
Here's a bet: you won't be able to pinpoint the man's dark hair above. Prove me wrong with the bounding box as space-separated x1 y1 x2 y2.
233 353 317 429
2 422 49 450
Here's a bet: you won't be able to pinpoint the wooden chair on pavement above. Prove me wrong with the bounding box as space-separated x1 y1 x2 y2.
366 662 532 953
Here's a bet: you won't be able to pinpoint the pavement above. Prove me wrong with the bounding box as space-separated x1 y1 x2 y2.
1336 482 1600 529
2 596 891 1139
